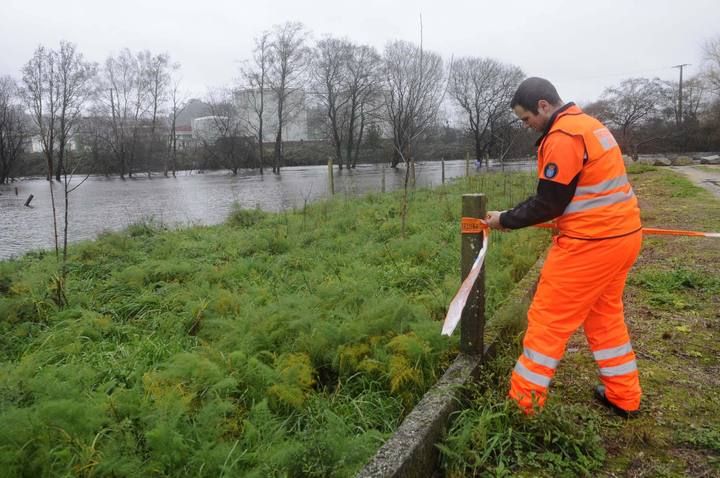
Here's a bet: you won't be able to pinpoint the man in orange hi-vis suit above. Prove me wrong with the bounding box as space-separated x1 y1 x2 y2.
485 77 642 418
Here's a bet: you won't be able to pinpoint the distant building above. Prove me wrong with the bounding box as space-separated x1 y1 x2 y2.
192 116 229 144
174 125 193 149
170 98 213 149
234 88 309 142
27 134 79 154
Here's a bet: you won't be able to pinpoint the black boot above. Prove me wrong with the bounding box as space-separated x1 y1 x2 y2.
594 385 639 418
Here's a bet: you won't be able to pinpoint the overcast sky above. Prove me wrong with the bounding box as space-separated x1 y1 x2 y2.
2 0 719 106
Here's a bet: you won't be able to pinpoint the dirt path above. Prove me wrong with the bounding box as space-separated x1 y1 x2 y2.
670 164 720 199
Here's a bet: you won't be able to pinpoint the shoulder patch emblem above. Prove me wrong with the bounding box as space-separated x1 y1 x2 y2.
543 162 559 179
593 127 618 151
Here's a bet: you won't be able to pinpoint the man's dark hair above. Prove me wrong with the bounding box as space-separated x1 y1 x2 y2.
510 77 562 114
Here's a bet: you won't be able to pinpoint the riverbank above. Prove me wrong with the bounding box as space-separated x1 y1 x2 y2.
0 171 547 476
439 164 720 477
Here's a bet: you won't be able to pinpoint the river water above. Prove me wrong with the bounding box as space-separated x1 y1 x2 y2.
0 159 534 260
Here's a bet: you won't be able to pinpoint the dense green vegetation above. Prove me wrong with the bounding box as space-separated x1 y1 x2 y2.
439 165 720 477
0 171 547 476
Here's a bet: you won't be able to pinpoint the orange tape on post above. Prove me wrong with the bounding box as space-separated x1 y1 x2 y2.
461 217 487 234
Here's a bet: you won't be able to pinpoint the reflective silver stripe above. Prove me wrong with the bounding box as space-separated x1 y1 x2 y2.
593 342 633 361
514 361 551 388
524 347 559 369
599 360 637 377
575 175 629 196
564 188 635 214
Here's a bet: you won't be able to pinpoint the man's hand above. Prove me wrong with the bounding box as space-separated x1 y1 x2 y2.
485 211 509 231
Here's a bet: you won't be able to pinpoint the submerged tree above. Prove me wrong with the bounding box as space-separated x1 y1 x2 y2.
382 40 445 169
200 88 255 175
22 42 96 183
240 30 271 174
0 76 27 184
311 36 352 168
166 75 187 177
267 21 310 174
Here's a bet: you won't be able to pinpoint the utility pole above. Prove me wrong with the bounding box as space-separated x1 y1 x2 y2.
672 63 691 126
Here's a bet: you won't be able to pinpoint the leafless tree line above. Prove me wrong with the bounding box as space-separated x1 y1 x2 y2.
4 31 720 185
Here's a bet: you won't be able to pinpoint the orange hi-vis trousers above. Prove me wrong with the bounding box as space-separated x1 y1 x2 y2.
509 230 643 413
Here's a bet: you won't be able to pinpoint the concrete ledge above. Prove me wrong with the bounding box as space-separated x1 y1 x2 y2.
356 254 545 478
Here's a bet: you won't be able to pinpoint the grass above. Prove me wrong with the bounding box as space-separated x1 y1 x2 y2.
439 164 720 477
0 169 547 477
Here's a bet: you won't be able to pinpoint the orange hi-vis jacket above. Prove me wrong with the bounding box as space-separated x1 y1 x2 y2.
538 105 642 239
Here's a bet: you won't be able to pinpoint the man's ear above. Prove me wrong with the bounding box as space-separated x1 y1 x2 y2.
537 99 551 114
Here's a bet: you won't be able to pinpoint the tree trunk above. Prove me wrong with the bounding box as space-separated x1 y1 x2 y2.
274 128 282 174
352 111 365 169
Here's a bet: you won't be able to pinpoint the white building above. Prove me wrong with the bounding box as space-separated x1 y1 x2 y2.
191 116 230 144
234 88 308 142
28 135 79 154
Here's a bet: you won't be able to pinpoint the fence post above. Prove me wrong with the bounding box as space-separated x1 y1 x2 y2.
441 157 445 184
328 158 334 195
460 194 486 355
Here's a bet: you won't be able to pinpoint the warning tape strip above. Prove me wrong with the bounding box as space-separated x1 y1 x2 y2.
443 218 719 336
441 228 488 336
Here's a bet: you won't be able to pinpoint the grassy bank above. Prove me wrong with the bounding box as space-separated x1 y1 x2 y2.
0 170 547 476
439 165 720 477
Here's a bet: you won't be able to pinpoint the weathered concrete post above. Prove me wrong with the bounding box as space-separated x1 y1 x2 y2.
328 158 335 195
460 194 486 355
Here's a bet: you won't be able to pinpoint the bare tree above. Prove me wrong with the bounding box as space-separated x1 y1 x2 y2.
311 36 352 168
166 75 187 177
140 52 174 178
659 76 707 126
0 77 27 184
598 77 663 158
54 42 97 182
345 44 382 168
22 42 96 258
100 49 154 179
382 40 445 168
703 35 720 97
200 88 255 175
267 21 310 174
22 45 59 181
450 57 523 166
240 30 271 174
381 39 446 235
